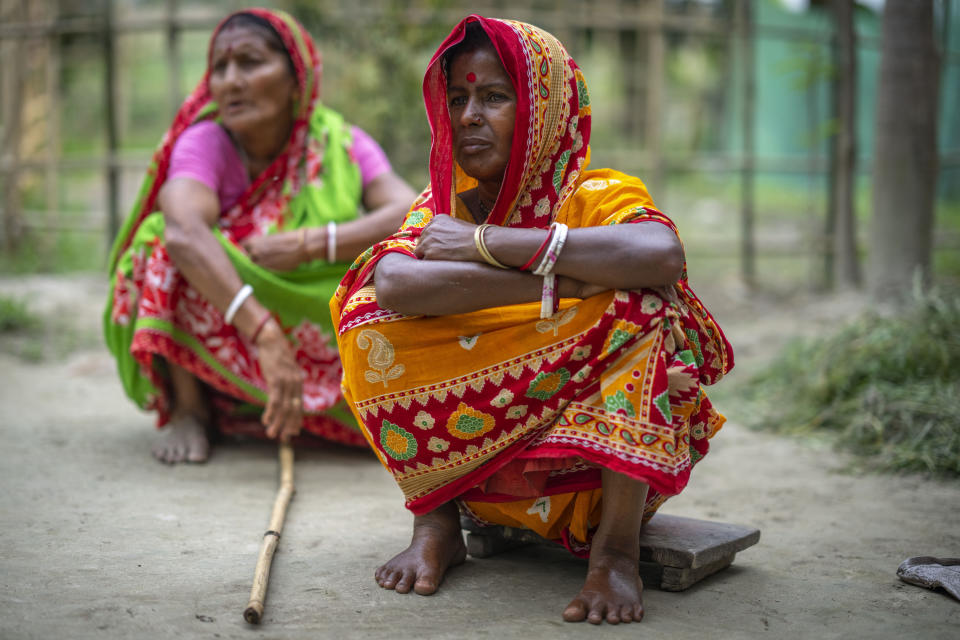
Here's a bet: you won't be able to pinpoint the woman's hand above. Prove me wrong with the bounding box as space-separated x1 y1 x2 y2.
255 321 304 442
243 230 311 271
414 215 482 263
558 275 609 300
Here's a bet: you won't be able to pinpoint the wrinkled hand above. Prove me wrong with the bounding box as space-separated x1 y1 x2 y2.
256 322 304 442
578 282 610 299
414 215 482 263
243 230 308 271
558 276 609 300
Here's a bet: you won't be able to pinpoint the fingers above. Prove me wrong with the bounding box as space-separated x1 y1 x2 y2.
260 342 304 440
264 377 302 440
414 215 480 262
242 232 302 270
278 396 304 442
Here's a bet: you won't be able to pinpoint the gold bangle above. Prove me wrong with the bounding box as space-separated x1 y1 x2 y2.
474 224 510 269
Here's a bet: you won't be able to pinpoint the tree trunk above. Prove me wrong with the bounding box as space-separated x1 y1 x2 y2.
736 0 756 287
0 0 28 252
831 0 861 288
869 0 940 302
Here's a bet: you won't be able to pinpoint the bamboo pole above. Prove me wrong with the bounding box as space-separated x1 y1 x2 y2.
103 0 120 244
736 0 756 287
243 442 296 625
645 0 666 198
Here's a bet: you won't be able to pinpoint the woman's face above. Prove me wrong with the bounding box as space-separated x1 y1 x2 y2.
208 24 299 139
447 43 516 186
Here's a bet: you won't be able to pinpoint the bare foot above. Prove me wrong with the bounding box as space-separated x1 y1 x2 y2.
375 502 467 595
562 536 644 625
151 415 210 464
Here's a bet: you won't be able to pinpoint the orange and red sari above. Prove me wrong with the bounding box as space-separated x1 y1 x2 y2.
332 16 734 556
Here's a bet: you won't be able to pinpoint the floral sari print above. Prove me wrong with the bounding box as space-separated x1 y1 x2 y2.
332 16 734 551
104 8 367 446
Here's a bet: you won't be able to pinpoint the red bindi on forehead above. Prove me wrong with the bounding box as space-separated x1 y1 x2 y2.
466 72 476 83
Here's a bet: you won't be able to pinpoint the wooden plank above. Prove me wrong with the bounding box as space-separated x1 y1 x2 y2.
462 513 760 591
634 513 760 570
660 555 734 591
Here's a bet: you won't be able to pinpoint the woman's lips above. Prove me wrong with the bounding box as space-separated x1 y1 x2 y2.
222 100 246 114
459 138 491 154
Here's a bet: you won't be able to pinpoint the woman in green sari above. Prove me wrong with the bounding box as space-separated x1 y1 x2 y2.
104 8 415 463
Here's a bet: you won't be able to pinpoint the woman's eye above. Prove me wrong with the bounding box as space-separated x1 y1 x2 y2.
487 93 507 102
449 96 467 107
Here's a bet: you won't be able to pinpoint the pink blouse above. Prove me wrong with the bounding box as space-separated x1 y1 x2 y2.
167 121 392 213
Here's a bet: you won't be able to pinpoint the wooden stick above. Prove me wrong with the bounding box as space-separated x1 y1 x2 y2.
243 442 295 624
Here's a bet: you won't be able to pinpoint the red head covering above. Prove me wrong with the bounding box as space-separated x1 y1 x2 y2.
333 17 595 315
422 16 592 228
108 8 322 271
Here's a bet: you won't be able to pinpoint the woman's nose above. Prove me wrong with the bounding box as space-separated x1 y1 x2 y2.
222 61 241 86
461 97 482 125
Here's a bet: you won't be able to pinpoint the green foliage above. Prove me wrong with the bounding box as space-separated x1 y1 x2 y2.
740 290 960 476
0 230 105 274
0 296 46 363
0 292 100 362
0 297 39 333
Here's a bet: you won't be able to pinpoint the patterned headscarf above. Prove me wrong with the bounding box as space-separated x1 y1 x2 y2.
422 15 591 228
108 8 323 272
334 16 593 307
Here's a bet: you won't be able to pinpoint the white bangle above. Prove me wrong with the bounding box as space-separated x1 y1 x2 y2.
224 284 253 325
326 221 337 263
533 222 569 276
540 273 557 319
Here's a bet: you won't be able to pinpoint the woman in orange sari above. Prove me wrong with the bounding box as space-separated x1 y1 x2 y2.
332 16 733 624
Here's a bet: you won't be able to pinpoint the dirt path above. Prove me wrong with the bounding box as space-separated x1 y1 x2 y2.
0 274 957 639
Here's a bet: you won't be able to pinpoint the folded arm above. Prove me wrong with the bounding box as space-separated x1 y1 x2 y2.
375 215 683 316
329 170 417 260
242 170 417 269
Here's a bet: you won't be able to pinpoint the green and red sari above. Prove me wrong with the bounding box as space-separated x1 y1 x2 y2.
104 8 365 445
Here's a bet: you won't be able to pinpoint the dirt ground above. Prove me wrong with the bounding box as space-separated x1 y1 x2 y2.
0 273 958 639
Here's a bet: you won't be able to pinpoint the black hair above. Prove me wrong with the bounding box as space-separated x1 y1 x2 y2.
442 21 494 84
216 12 296 78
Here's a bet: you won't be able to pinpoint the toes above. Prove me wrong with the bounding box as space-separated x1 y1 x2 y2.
394 569 416 594
413 574 440 596
562 599 588 623
377 568 400 590
587 606 605 625
634 602 645 622
150 441 168 463
619 604 634 623
606 606 623 625
186 443 209 463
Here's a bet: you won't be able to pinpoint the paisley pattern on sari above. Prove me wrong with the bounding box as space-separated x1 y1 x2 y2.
332 16 734 553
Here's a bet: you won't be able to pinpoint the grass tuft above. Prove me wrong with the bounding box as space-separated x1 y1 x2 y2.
0 296 40 333
740 289 960 476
